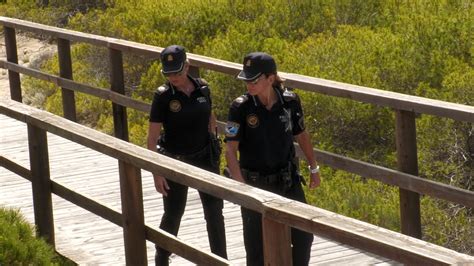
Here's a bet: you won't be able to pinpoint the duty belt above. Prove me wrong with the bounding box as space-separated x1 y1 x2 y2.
158 144 208 161
241 166 292 186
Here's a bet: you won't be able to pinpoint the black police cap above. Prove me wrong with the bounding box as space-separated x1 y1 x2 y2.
160 45 187 74
237 52 277 81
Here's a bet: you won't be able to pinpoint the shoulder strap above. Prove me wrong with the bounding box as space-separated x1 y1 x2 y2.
282 87 297 102
156 84 170 95
194 77 210 97
231 94 249 108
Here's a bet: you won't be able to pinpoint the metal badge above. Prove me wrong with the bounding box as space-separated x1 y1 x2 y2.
169 100 181 112
246 114 259 128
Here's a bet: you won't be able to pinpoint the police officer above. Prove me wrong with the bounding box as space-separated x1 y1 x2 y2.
225 52 321 266
147 45 227 265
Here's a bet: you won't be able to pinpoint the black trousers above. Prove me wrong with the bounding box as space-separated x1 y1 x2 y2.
241 180 313 266
155 154 227 265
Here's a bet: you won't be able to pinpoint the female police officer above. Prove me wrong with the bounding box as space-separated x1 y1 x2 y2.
225 52 321 266
147 45 227 265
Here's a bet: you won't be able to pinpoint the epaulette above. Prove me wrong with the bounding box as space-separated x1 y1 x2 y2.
156 84 170 95
194 77 210 97
282 88 297 102
232 94 249 107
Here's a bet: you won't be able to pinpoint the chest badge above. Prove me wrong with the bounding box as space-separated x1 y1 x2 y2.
246 114 259 128
169 100 182 112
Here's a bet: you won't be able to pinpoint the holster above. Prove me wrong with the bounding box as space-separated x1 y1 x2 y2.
209 133 222 169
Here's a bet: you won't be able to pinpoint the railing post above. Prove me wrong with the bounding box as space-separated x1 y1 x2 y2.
119 161 146 265
4 26 22 102
262 216 292 266
57 38 77 121
395 110 421 239
27 124 55 246
109 48 128 141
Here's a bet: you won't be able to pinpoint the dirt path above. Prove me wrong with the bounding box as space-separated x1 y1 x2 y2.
0 34 56 99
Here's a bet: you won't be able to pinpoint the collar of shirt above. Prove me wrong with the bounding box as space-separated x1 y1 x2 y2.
250 86 285 108
166 75 200 95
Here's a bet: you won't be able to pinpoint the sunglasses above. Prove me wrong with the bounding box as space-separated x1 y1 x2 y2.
161 69 184 77
245 75 263 85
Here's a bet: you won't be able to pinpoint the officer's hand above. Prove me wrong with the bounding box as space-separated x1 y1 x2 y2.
309 172 321 189
153 175 170 196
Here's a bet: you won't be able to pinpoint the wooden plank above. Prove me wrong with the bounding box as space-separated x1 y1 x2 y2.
118 161 146 265
0 115 454 265
294 144 474 208
395 110 421 238
1 93 471 210
27 123 55 246
263 199 473 265
51 181 123 226
262 216 292 266
146 227 229 265
57 38 77 121
1 16 473 122
109 48 128 141
0 155 31 180
0 60 150 112
3 26 21 102
283 73 474 123
3 99 474 265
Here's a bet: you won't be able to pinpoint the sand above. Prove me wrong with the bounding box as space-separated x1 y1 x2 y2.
0 34 56 100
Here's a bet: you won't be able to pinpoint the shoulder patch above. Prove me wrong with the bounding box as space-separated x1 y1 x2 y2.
232 95 249 107
156 85 170 95
282 88 297 102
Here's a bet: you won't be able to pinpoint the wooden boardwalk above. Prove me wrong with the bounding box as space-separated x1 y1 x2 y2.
0 114 396 265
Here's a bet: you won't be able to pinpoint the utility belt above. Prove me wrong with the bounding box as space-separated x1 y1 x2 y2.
158 144 209 162
241 163 298 193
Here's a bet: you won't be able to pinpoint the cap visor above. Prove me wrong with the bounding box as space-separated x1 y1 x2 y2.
236 71 262 81
162 62 184 74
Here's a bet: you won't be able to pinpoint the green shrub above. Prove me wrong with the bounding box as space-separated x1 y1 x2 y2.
0 207 58 264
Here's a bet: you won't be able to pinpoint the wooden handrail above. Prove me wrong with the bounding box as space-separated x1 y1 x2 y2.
2 98 473 265
1 16 473 262
0 16 472 122
0 61 151 112
1 59 472 208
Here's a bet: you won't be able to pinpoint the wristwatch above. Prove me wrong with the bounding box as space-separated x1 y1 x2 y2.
308 165 320 174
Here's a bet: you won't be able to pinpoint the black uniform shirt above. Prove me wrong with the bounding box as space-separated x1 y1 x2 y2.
149 76 211 155
225 87 305 174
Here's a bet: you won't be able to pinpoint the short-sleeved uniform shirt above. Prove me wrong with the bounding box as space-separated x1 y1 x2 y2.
225 87 305 175
149 76 211 155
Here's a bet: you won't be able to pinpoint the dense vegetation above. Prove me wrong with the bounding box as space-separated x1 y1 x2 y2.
0 207 65 264
1 0 472 254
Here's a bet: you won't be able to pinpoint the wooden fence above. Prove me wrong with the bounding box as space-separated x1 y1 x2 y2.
1 16 473 265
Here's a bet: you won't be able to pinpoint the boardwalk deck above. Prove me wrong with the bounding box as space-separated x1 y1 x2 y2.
0 114 396 265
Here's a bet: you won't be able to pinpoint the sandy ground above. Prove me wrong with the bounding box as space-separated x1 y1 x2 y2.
0 34 56 99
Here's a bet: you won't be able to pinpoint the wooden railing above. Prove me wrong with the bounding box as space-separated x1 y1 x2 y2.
2 98 474 265
0 16 473 264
